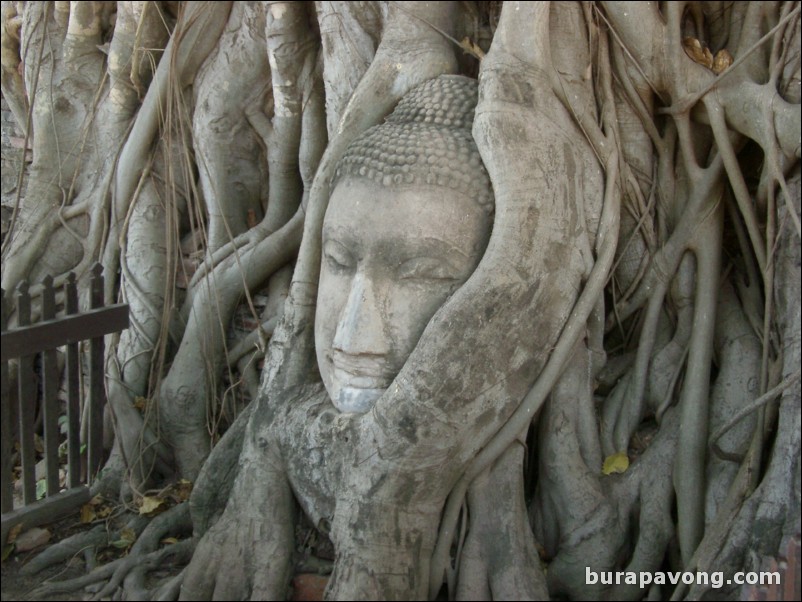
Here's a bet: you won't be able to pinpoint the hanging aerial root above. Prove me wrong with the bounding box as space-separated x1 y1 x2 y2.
603 276 670 454
608 150 726 329
709 369 801 451
669 423 766 601
673 200 724 566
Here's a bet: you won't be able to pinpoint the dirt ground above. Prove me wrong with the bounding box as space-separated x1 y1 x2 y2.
2 558 86 601
1 510 332 602
2 514 90 601
0 512 173 602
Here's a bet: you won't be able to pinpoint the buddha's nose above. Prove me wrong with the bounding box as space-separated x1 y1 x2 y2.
332 272 391 357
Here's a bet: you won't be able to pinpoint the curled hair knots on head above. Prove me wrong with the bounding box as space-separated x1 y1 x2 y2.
332 75 493 212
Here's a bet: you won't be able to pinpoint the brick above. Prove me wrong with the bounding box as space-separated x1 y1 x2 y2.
291 574 329 602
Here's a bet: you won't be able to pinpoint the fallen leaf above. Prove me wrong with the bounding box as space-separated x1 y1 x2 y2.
682 37 713 69
80 504 97 524
133 396 148 411
602 451 630 475
139 495 165 515
96 504 113 519
712 49 733 74
459 36 485 60
161 537 179 545
111 527 136 549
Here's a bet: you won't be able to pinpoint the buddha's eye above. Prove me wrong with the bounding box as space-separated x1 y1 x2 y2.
323 241 355 273
397 257 458 282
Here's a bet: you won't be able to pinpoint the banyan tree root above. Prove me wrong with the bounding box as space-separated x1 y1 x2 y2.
27 504 192 600
92 503 192 600
456 441 548 600
21 515 150 576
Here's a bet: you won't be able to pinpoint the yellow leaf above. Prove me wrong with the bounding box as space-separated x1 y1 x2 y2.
712 49 733 75
80 504 97 524
602 452 630 475
682 37 713 69
161 537 179 545
139 495 165 515
96 505 113 518
133 396 148 411
459 36 485 60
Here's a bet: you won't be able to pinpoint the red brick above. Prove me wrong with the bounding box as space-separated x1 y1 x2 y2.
291 574 329 602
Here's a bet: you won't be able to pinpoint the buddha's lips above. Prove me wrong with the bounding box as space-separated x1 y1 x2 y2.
330 351 395 389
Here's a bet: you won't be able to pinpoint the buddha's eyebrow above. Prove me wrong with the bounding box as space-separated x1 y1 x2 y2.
321 225 355 245
380 236 473 262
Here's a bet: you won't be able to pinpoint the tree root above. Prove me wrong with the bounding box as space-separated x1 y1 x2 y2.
21 525 108 576
93 503 192 599
115 539 195 601
152 568 187 601
455 441 548 600
22 515 150 576
21 504 193 600
31 558 125 597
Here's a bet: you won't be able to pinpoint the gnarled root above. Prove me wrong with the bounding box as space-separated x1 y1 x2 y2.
93 502 192 600
180 447 297 601
457 441 548 600
22 515 150 576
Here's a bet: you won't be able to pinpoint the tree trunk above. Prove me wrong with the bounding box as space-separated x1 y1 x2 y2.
2 2 799 600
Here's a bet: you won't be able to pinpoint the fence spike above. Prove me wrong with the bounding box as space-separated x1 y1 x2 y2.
15 277 35 503
65 272 78 315
1 288 10 512
64 274 81 487
16 280 30 326
89 264 103 310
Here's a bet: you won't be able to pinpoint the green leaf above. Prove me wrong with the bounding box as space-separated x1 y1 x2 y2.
110 527 137 549
36 479 47 500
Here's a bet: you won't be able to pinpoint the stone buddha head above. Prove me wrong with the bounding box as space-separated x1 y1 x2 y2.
315 75 493 413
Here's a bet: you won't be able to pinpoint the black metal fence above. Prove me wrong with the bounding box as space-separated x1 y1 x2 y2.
1 264 128 545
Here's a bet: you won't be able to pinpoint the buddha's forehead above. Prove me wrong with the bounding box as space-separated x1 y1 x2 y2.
324 177 490 254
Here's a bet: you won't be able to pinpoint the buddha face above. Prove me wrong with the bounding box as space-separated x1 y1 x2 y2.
316 177 492 413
